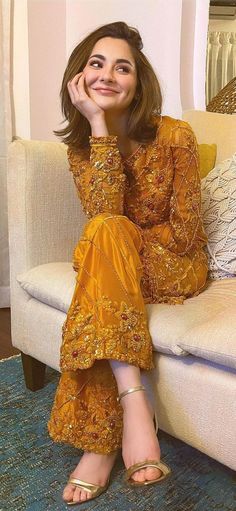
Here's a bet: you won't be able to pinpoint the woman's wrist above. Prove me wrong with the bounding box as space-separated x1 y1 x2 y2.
90 114 109 137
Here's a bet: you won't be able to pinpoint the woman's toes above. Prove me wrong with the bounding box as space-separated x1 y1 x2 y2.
130 466 163 484
144 466 162 481
79 489 88 502
62 484 74 502
74 487 90 503
131 468 146 483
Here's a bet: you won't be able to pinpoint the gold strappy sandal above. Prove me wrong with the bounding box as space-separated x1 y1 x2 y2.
65 477 110 506
117 385 171 487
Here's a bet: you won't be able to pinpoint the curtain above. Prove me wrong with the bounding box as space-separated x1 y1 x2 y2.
0 0 13 308
206 31 236 105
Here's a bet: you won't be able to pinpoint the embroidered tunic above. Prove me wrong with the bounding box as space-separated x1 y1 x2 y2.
48 115 208 454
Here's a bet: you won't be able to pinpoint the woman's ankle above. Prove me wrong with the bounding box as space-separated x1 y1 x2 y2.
120 389 150 412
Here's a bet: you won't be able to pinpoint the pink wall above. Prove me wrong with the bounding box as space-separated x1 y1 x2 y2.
18 0 209 141
66 0 183 118
28 0 67 140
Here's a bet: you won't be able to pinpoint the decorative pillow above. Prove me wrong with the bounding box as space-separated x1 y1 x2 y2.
201 153 236 279
17 262 76 312
198 143 217 178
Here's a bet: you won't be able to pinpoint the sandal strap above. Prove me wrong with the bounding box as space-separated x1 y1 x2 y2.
125 460 171 483
69 477 101 494
66 477 109 505
117 385 146 403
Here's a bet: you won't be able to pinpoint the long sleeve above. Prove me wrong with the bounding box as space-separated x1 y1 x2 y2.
142 122 207 255
68 136 126 218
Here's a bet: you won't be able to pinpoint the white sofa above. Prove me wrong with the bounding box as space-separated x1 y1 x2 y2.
7 110 236 471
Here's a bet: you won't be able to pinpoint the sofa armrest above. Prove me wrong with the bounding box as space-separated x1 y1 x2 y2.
7 139 86 277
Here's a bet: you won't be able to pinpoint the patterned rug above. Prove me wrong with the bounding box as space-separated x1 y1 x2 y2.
0 355 235 511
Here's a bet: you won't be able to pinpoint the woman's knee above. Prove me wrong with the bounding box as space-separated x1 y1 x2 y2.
82 213 125 239
85 213 143 251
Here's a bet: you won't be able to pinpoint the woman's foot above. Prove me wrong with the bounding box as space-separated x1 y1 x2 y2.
121 391 162 484
63 451 117 504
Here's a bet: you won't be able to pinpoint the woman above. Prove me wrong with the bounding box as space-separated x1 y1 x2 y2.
48 21 208 506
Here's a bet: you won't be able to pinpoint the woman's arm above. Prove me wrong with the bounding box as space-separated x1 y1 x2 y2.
68 139 126 218
67 73 126 218
142 122 207 255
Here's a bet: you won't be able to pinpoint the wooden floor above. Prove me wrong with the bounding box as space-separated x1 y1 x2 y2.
0 308 20 360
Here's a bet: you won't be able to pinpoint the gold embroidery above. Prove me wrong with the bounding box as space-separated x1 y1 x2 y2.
48 117 208 454
68 136 126 218
60 295 153 372
48 361 124 454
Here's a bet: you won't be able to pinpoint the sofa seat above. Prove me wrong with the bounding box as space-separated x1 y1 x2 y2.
17 262 236 370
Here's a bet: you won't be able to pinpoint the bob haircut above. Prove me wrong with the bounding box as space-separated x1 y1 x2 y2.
54 21 162 149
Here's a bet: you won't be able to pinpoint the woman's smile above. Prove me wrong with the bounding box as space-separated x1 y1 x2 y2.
83 37 137 112
94 87 119 95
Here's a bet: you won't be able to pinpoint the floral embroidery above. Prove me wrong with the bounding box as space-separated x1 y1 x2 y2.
49 117 208 455
48 360 124 454
60 295 153 372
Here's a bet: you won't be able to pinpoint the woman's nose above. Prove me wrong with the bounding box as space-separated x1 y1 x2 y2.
100 66 115 82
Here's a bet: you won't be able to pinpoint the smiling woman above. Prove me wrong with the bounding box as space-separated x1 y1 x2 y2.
66 37 138 147
55 22 162 150
49 21 208 506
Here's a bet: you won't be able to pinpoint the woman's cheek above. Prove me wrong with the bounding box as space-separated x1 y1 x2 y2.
83 72 95 94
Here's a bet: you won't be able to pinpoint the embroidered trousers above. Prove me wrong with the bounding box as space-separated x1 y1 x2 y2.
48 213 154 454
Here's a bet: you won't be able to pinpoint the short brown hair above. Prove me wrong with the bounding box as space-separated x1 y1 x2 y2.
54 21 162 149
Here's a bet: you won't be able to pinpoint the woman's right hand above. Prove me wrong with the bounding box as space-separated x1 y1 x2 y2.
67 73 105 124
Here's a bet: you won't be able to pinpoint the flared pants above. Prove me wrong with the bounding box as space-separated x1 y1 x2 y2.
48 213 154 454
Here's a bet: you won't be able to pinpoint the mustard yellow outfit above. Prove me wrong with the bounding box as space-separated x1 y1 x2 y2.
48 115 208 454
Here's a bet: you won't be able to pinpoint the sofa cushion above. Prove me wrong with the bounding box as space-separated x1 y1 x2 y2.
147 277 236 369
17 262 77 313
198 143 217 178
17 263 236 369
201 153 236 279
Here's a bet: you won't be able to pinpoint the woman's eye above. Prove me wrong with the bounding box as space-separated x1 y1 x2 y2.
89 60 102 68
117 66 129 73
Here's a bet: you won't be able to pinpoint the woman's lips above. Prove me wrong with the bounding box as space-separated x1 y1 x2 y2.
94 88 119 95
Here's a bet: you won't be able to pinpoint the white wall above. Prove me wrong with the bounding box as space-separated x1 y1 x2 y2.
13 0 210 141
27 0 67 141
66 0 183 119
181 0 210 111
13 0 30 139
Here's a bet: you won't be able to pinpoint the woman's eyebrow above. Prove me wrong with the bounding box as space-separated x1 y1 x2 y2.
89 54 134 67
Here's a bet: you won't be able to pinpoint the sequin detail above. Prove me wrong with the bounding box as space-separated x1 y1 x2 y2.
68 135 125 218
48 116 208 454
60 295 153 372
48 361 123 454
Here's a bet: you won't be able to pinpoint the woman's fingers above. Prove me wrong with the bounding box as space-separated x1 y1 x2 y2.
67 73 84 105
77 73 87 97
67 72 103 122
67 81 75 104
68 73 84 95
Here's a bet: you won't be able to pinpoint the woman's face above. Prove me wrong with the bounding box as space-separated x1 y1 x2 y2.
83 37 137 114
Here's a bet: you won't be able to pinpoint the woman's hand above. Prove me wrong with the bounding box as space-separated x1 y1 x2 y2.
67 73 104 124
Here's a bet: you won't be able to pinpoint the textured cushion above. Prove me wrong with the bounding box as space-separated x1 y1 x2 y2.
198 143 217 178
17 263 236 369
17 263 76 312
201 153 236 279
147 278 236 369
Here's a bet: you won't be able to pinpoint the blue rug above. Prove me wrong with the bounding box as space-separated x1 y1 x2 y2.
0 355 235 511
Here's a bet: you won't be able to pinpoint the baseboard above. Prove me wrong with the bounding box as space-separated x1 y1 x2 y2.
0 285 10 308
